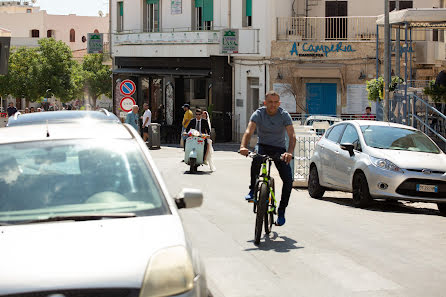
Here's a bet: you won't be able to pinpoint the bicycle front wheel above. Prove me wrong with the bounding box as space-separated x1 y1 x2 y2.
254 182 268 245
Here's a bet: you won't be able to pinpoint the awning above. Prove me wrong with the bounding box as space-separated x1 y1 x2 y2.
377 8 446 27
112 68 211 77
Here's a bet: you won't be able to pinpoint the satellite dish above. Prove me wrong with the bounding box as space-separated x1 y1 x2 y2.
98 10 104 17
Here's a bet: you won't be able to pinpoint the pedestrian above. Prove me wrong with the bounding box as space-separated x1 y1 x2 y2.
125 105 140 132
181 104 193 147
30 107 35 113
361 106 375 120
239 90 296 226
142 103 152 143
24 107 30 113
7 102 17 117
202 110 216 171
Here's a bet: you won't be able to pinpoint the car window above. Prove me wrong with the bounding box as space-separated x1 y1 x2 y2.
360 125 440 153
326 124 345 143
340 125 361 150
0 139 170 224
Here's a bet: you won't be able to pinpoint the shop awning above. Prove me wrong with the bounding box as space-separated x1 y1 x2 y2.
113 68 211 77
376 8 446 27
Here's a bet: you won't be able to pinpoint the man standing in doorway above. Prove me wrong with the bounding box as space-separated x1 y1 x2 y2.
142 103 152 143
125 105 140 132
239 91 296 226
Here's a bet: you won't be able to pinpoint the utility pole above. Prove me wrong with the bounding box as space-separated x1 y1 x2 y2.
384 0 390 121
395 1 400 78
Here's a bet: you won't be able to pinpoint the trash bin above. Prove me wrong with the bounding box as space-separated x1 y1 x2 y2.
147 123 161 149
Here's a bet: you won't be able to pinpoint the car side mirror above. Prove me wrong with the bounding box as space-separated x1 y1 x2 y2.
175 188 203 209
340 143 355 157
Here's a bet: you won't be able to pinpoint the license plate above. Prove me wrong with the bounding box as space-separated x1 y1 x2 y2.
416 184 438 193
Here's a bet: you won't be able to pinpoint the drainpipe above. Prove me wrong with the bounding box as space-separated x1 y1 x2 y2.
228 0 231 28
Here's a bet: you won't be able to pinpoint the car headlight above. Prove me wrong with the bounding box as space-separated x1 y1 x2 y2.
369 156 401 172
140 246 195 297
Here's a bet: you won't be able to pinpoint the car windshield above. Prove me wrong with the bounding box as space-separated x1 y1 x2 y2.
360 125 441 154
0 139 170 224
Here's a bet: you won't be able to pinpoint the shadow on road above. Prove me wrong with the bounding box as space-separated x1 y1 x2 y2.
309 192 443 217
184 170 213 175
245 232 304 252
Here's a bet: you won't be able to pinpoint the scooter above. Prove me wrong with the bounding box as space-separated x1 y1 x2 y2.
184 132 208 173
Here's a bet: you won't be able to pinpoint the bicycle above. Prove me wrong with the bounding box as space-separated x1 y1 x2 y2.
248 152 280 246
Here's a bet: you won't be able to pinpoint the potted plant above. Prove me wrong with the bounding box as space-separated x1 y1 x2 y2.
366 76 403 102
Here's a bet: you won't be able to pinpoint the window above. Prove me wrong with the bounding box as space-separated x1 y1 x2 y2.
144 0 160 32
69 29 75 42
117 1 124 32
194 0 213 30
31 29 39 38
26 8 31 13
389 1 413 11
340 125 361 151
326 124 345 143
325 1 347 40
47 30 54 38
242 0 252 27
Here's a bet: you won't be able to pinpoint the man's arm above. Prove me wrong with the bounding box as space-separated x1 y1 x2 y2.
185 119 194 133
282 125 296 164
143 113 149 127
239 121 256 156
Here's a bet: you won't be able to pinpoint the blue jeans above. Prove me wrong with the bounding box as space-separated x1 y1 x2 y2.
250 143 293 212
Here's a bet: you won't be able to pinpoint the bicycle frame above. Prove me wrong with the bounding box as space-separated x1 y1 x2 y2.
258 158 277 215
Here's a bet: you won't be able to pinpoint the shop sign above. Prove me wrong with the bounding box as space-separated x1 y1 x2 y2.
220 29 239 54
171 0 182 15
290 42 356 57
87 33 104 54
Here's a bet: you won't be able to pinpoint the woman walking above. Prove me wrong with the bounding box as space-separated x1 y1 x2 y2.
202 111 216 172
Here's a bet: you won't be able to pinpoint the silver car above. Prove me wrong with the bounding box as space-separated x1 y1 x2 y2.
308 120 446 214
0 119 208 296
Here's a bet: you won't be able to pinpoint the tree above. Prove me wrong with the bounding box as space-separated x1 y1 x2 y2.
276 66 307 113
38 38 79 102
0 47 42 103
82 53 111 108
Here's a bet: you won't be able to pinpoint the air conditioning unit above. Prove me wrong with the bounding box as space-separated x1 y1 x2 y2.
415 41 445 65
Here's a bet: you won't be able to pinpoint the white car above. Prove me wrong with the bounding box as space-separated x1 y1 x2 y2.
308 120 446 214
0 116 208 296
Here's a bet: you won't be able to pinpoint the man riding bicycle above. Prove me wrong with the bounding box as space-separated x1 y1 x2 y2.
239 91 296 226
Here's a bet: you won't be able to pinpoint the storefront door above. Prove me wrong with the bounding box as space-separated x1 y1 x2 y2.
306 83 337 115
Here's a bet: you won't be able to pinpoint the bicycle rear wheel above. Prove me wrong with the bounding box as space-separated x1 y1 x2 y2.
254 182 268 245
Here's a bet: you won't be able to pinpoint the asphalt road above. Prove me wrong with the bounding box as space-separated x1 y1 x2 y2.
150 145 446 297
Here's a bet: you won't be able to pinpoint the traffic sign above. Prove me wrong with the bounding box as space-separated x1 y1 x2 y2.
120 79 136 96
120 97 136 112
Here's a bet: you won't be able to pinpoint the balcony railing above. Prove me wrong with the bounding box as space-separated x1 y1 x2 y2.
113 29 221 45
277 16 378 41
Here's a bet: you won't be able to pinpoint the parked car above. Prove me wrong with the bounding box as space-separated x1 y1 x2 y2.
303 115 342 135
308 120 446 215
0 119 208 296
6 109 120 127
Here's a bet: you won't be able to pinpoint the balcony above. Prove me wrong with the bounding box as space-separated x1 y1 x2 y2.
113 29 221 46
277 16 378 41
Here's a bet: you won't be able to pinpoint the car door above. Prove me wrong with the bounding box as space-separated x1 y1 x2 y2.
335 124 362 190
320 124 346 186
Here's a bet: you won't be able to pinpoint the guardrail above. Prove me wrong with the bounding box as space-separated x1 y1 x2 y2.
277 16 377 41
293 136 321 187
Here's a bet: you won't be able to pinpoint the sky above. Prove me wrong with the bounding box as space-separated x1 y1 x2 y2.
35 0 109 17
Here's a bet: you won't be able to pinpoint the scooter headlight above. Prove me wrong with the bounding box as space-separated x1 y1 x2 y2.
370 156 401 172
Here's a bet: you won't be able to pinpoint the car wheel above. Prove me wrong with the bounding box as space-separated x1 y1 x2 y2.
437 203 446 216
352 172 372 208
308 166 325 198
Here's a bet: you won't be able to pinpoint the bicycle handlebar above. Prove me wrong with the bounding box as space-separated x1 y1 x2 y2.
238 150 294 161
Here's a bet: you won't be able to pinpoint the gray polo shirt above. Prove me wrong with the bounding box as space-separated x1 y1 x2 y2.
250 107 293 149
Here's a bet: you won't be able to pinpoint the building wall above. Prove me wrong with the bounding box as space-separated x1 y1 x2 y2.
0 9 109 51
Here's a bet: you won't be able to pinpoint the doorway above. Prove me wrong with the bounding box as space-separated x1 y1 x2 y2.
325 1 347 40
306 83 337 115
247 77 260 121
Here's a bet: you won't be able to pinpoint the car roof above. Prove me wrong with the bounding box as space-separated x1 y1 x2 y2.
7 110 120 127
305 115 342 121
336 120 417 130
0 122 134 145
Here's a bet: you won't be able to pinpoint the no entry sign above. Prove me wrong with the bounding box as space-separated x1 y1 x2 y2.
120 79 136 96
120 97 136 112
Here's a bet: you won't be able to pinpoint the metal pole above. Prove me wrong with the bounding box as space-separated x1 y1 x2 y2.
395 1 400 78
384 0 390 121
376 24 380 78
409 27 413 87
404 23 409 124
